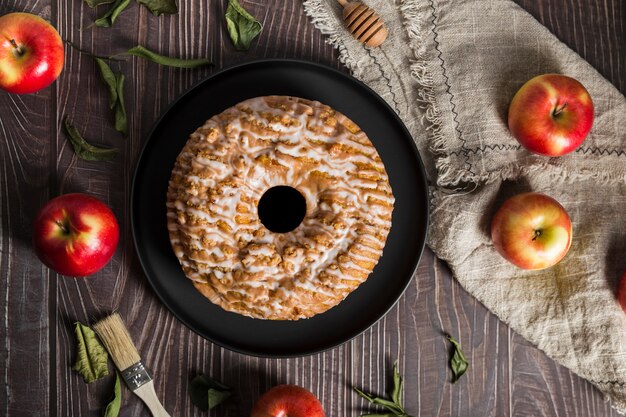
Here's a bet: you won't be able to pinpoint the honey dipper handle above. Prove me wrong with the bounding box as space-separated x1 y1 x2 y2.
337 0 349 6
134 381 172 417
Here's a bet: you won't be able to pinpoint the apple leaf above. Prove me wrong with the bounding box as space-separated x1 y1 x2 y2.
208 388 232 410
354 361 411 417
94 0 132 27
114 73 128 135
71 322 110 383
63 118 119 162
103 373 122 417
125 45 212 68
390 361 403 407
225 0 263 51
354 388 405 416
446 334 469 383
94 58 128 135
85 0 116 7
136 0 178 16
190 374 231 411
95 58 118 109
362 414 399 417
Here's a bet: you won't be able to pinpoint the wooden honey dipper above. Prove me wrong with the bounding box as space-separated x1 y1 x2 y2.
337 0 388 47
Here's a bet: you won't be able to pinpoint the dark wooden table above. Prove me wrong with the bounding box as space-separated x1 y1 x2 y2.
1 1 624 416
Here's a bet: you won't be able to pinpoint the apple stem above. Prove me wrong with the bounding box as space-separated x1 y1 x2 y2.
532 229 542 241
56 220 70 235
552 102 568 117
8 38 25 56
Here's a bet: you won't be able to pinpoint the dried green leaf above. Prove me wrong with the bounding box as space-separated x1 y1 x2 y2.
354 387 405 416
103 374 122 417
66 41 124 62
125 45 211 68
370 397 404 414
225 0 262 51
354 361 412 417
362 414 398 417
136 0 178 16
95 58 118 109
190 374 231 411
94 0 132 27
71 322 110 383
63 118 119 162
391 361 402 407
354 386 374 401
114 73 128 135
446 334 469 383
208 388 232 410
85 0 116 7
93 58 127 135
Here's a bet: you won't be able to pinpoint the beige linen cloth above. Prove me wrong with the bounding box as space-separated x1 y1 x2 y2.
303 0 626 413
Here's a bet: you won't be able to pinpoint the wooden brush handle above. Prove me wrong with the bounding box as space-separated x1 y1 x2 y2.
134 381 172 417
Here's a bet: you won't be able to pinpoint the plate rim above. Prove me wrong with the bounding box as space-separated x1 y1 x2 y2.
130 58 430 357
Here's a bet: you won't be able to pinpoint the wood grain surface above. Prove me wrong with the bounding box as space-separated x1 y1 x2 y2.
0 0 624 416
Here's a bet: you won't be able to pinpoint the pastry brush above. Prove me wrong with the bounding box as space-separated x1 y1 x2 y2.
93 313 171 417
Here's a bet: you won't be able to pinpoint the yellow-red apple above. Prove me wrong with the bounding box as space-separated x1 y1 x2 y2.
33 193 119 277
0 12 64 94
508 74 594 156
250 385 325 417
491 192 572 270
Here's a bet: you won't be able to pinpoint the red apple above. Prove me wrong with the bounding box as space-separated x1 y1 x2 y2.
491 192 572 270
617 271 626 314
508 74 594 156
33 193 119 277
0 12 64 94
250 385 325 417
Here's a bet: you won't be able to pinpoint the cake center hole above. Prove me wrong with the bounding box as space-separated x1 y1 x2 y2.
258 186 306 233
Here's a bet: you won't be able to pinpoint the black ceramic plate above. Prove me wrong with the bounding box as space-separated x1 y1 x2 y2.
131 59 429 357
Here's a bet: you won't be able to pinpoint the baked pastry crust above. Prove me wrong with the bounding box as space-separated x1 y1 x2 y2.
167 96 394 320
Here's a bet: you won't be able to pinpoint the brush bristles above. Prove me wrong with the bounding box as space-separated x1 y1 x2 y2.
93 313 141 371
